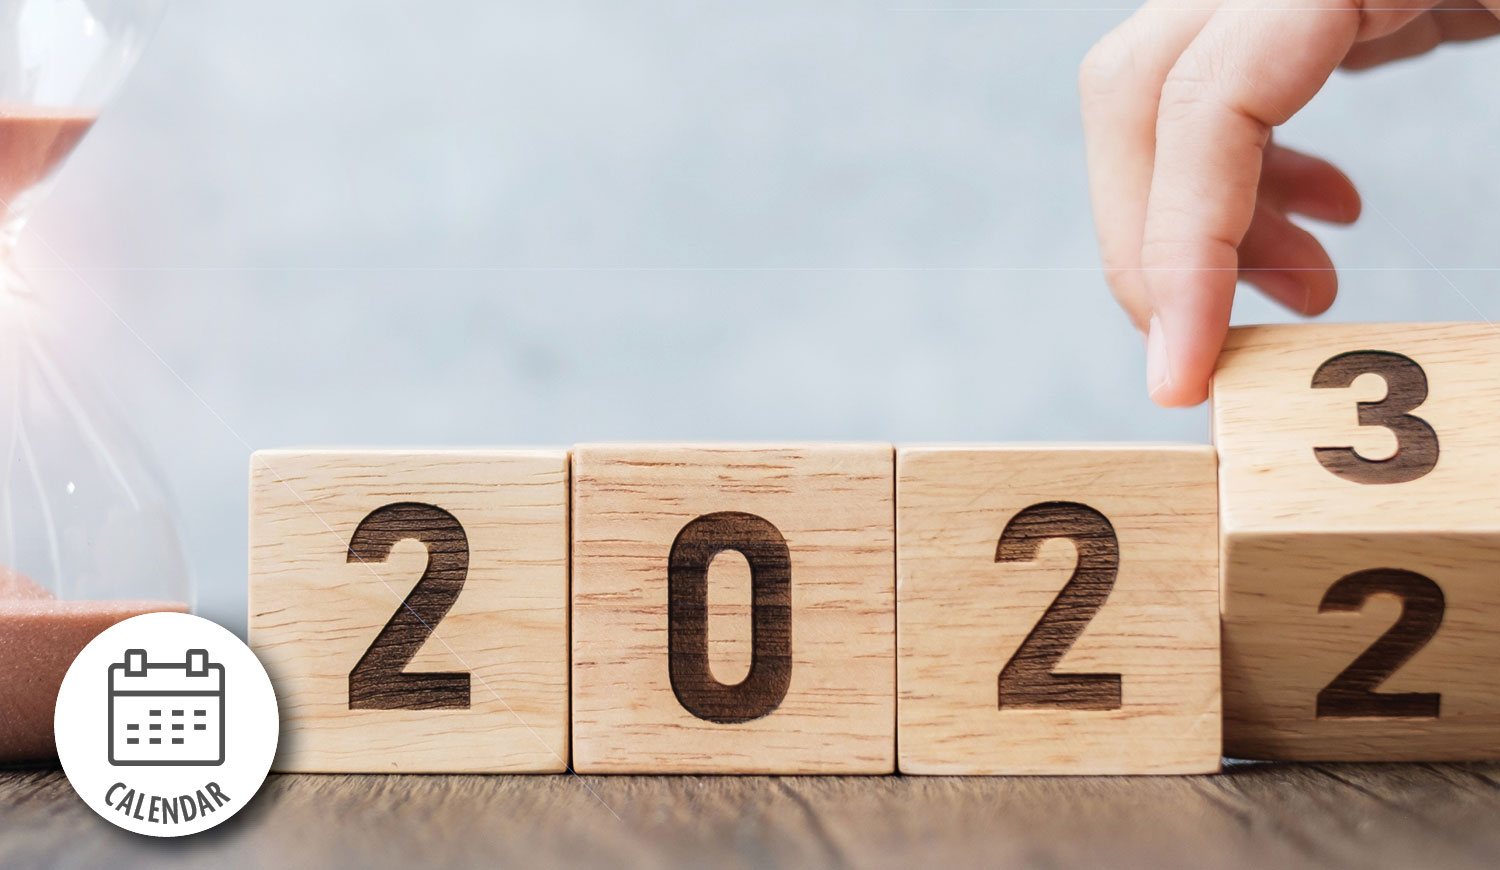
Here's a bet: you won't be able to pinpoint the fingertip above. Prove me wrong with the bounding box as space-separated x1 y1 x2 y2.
1243 270 1338 318
1325 168 1363 224
1149 376 1211 408
1239 204 1340 318
1262 145 1363 224
1146 313 1171 399
1341 184 1364 224
1304 286 1338 316
1144 295 1227 408
1243 270 1308 310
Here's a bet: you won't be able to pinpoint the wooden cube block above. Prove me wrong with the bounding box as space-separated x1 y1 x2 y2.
248 449 570 773
570 444 895 774
1215 323 1500 760
897 445 1221 775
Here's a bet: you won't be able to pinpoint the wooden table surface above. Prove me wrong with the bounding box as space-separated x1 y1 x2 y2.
3 762 1499 869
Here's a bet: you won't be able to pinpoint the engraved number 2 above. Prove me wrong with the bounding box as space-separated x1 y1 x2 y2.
347 502 471 710
1316 568 1444 719
996 502 1123 711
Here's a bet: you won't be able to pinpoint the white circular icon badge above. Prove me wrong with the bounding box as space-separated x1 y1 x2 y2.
54 612 279 837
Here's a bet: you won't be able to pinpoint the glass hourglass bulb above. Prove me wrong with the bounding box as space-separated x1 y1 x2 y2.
0 0 188 764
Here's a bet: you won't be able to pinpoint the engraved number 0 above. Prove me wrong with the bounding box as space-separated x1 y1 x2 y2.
667 511 793 724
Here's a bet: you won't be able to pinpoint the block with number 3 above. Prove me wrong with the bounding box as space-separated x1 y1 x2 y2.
897 445 1221 775
1216 323 1500 760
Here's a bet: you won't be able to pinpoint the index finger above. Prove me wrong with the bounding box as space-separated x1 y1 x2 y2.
1138 0 1430 406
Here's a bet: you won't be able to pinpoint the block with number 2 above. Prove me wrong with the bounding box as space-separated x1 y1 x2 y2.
248 450 570 773
897 445 1221 775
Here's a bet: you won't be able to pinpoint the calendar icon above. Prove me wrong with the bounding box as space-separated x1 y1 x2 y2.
107 649 226 767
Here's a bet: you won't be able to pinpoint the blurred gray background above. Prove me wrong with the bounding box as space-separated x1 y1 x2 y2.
16 0 1500 634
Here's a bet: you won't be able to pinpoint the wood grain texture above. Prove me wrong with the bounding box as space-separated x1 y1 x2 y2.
1215 324 1500 761
897 445 1221 775
8 765 1500 869
570 443 895 774
1222 534 1500 760
248 450 570 773
1214 323 1500 535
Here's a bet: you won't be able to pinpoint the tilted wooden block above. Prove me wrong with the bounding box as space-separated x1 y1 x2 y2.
1215 323 1500 760
248 450 570 773
897 445 1221 775
570 444 895 774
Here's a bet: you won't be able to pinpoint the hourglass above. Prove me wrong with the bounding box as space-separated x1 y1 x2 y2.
0 0 190 763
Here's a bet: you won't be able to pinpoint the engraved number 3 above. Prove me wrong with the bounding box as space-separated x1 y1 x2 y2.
1312 350 1439 485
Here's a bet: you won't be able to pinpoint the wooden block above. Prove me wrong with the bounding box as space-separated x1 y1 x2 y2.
897 445 1222 775
570 443 895 774
1215 323 1500 760
248 449 570 773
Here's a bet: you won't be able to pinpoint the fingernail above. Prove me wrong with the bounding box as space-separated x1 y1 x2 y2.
1147 313 1172 399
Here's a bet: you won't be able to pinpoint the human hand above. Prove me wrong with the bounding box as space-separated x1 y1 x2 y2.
1081 0 1500 406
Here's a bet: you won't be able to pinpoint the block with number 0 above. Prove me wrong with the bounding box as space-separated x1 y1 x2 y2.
570 443 895 774
1215 323 1500 760
896 445 1221 775
248 450 570 773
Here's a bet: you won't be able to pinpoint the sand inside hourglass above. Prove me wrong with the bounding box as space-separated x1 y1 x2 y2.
0 576 187 762
0 106 190 763
0 105 96 226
